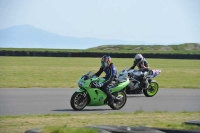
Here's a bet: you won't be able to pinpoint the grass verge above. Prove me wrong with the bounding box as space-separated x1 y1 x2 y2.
0 57 200 88
0 111 200 133
43 126 98 133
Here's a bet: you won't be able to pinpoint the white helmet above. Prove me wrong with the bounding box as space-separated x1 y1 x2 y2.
135 54 144 63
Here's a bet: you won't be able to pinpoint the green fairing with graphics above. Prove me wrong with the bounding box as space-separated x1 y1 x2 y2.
70 70 130 110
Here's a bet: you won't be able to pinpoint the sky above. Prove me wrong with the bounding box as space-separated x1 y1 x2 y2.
0 0 200 46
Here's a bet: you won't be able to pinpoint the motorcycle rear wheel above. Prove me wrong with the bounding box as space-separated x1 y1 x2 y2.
110 91 127 110
70 92 88 110
143 81 159 97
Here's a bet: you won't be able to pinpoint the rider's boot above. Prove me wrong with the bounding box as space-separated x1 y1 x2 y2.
143 78 149 90
137 76 149 94
105 90 115 106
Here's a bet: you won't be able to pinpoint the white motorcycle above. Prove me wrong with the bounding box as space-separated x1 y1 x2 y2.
126 69 161 97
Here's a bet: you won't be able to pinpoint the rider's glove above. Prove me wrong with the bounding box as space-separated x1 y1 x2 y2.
149 70 153 75
96 83 104 88
144 67 150 72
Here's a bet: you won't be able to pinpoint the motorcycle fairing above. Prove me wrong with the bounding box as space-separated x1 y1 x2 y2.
152 70 161 77
75 70 129 106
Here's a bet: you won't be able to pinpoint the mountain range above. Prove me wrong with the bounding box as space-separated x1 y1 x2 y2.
0 25 148 49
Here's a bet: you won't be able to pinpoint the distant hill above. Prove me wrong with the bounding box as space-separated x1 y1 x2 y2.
1 43 200 54
0 25 199 52
0 25 145 49
88 43 200 51
85 43 200 54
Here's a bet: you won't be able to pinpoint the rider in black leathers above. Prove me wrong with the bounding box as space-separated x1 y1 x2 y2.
94 55 117 105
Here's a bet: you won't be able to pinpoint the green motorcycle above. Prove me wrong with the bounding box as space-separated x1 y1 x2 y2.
70 69 130 111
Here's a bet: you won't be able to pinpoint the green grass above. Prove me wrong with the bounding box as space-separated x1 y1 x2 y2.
0 111 199 133
0 57 200 88
43 126 98 133
0 57 199 133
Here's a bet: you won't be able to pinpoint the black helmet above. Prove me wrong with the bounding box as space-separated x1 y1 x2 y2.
101 55 111 68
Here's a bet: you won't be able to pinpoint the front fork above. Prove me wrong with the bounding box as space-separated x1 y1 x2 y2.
76 88 88 103
83 91 87 98
78 91 88 106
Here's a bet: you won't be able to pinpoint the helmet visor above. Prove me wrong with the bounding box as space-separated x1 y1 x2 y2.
101 61 108 68
135 58 142 63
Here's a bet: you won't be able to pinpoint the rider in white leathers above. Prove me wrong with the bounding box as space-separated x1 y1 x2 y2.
129 54 151 92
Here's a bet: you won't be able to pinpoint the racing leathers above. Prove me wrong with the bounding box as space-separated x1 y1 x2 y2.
130 59 149 72
129 58 150 91
95 63 117 105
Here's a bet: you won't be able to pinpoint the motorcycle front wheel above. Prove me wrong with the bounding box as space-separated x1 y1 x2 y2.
70 92 88 111
143 81 159 97
110 91 127 110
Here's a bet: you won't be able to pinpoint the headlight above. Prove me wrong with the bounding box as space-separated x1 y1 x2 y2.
78 81 85 86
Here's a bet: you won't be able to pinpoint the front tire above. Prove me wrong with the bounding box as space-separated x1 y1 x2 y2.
143 81 159 97
70 92 88 110
110 91 127 110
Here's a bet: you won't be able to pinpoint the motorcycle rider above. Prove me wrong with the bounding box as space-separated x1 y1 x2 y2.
93 55 117 106
129 54 151 92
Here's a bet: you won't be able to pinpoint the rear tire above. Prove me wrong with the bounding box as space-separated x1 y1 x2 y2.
143 81 159 97
70 92 88 110
110 91 127 110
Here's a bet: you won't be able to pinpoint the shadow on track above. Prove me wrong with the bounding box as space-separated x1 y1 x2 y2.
126 95 145 98
52 108 112 112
